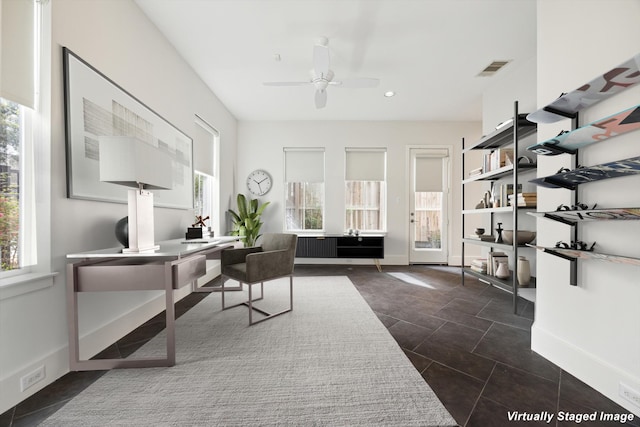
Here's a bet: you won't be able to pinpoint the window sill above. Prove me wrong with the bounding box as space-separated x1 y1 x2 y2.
0 271 58 301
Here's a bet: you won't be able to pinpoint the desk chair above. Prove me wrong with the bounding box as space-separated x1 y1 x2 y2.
221 233 297 325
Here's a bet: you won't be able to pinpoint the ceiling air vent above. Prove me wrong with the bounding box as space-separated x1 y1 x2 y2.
477 60 511 77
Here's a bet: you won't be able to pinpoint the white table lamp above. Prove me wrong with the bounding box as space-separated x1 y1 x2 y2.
99 136 173 252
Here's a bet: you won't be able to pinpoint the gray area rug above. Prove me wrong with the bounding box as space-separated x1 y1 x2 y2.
40 276 456 426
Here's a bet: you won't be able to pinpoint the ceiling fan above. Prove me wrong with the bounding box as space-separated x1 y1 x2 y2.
263 36 380 109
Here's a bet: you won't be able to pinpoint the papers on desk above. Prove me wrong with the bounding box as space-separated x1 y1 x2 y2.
181 237 224 244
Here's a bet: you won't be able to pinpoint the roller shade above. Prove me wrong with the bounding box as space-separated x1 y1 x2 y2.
0 0 35 108
415 149 448 192
192 118 216 176
284 148 324 183
345 148 386 181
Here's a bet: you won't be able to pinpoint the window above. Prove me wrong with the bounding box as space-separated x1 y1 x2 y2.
284 148 324 231
0 0 50 283
0 99 24 271
344 148 386 232
192 116 218 234
193 172 212 221
414 192 442 248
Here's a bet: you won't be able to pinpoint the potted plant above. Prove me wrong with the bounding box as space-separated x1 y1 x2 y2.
228 193 270 247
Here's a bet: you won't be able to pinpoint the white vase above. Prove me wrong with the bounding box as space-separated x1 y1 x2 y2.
495 260 509 279
517 256 531 286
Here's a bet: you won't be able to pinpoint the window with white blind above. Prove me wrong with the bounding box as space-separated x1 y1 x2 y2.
284 148 324 231
413 151 447 249
1 0 52 285
192 116 218 234
344 148 386 232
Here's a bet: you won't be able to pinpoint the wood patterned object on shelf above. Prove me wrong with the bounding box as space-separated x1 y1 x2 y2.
530 156 640 190
529 207 640 224
527 104 640 155
527 53 640 124
527 244 640 266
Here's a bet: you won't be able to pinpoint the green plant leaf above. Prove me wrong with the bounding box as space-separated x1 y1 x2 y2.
229 193 269 247
256 201 270 215
237 193 248 219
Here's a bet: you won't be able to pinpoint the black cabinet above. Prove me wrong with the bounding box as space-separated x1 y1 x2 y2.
296 235 384 259
295 236 337 258
336 236 384 258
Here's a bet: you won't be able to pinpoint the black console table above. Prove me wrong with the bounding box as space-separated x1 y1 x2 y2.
295 235 384 271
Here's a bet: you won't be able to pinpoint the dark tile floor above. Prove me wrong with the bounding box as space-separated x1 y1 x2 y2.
2 265 637 426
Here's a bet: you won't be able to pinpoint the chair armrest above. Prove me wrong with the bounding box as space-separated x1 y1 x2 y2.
245 249 294 283
221 246 262 266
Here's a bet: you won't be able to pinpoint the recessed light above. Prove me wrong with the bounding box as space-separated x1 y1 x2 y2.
384 91 395 97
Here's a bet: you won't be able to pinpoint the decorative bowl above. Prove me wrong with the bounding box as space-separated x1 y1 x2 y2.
474 228 485 236
502 230 536 245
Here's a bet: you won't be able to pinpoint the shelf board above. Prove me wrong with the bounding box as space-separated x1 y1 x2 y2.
463 163 536 183
462 238 513 250
463 114 537 152
463 267 537 295
462 206 537 214
462 206 513 214
462 238 538 250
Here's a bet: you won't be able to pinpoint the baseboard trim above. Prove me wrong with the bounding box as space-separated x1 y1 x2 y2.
0 268 223 414
532 324 640 415
0 344 68 413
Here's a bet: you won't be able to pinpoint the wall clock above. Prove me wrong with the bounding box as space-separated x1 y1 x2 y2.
246 169 272 196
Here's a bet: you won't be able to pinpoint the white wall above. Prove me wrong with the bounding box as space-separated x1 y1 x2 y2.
0 0 237 412
533 0 640 414
478 55 539 273
237 120 481 265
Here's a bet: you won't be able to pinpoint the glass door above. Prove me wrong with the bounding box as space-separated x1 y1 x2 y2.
409 148 449 264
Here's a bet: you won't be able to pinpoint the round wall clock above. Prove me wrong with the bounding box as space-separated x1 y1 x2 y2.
246 169 272 196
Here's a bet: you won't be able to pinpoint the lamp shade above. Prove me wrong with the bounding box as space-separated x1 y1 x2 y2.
98 136 173 190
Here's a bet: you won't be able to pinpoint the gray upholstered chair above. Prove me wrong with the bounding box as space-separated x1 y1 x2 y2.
221 233 297 325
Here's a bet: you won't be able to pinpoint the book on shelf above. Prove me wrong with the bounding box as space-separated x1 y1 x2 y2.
487 252 507 276
487 148 514 171
470 258 487 274
467 234 495 241
508 192 537 207
471 258 487 266
470 265 487 274
469 166 483 177
494 183 522 207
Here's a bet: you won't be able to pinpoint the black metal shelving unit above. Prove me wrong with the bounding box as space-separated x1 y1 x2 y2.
461 101 537 313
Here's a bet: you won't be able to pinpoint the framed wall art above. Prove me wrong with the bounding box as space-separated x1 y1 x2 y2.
63 47 193 209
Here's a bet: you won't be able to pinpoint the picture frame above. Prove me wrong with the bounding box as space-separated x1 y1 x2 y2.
62 47 193 210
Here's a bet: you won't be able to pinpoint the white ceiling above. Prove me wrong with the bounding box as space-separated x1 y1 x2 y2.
135 0 536 122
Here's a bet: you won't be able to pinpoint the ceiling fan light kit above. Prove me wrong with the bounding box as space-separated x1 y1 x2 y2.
263 36 380 109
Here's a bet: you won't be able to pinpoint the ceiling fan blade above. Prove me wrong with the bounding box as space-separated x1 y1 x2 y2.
330 78 380 88
313 43 330 78
314 89 327 109
263 81 311 86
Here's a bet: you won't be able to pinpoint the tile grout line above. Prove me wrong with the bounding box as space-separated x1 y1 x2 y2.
463 362 498 427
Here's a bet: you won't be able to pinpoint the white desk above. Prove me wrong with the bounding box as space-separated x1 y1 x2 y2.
66 237 239 371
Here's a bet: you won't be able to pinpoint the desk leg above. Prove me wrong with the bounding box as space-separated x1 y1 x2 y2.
165 261 176 366
67 263 80 371
67 259 174 371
